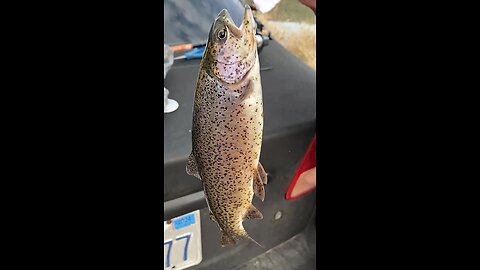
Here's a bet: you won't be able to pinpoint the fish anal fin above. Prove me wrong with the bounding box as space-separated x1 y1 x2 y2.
244 204 263 220
186 153 201 180
257 162 268 184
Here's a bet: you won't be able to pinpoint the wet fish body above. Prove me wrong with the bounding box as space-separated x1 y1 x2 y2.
186 6 267 247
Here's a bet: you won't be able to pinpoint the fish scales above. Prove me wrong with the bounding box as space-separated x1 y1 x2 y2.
186 6 266 247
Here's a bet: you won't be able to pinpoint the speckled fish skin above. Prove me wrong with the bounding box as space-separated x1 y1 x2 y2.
186 6 266 247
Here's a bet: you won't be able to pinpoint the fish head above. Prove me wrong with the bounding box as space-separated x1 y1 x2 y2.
203 6 257 84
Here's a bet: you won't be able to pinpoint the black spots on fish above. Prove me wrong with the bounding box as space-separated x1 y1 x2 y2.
193 68 264 236
245 205 263 220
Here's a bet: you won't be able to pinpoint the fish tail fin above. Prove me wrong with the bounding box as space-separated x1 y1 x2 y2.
220 230 264 249
220 230 237 247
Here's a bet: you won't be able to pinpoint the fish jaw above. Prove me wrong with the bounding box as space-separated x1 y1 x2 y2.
202 5 257 84
213 6 255 42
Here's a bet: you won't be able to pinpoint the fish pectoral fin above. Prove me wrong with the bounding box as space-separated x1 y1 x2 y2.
186 153 201 180
253 172 266 202
239 79 254 101
244 204 263 220
257 162 268 185
220 230 236 247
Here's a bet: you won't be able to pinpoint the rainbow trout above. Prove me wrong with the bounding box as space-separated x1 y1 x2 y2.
186 6 267 247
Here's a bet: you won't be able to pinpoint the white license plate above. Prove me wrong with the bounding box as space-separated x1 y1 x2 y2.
164 210 202 270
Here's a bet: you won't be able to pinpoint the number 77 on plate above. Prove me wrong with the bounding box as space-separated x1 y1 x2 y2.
164 210 202 270
164 234 191 268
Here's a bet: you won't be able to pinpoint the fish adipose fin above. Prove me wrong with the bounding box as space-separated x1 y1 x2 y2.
186 153 201 180
257 162 268 184
244 204 263 220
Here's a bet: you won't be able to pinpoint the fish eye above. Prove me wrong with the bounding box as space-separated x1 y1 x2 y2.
217 29 227 40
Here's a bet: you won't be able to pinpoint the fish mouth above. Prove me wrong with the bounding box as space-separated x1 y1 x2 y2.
216 6 254 39
217 9 233 22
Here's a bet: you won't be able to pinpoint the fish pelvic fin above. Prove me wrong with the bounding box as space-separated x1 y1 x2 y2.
257 162 268 185
253 162 268 201
253 171 266 201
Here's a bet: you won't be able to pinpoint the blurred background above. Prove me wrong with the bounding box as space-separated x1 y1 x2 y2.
249 0 316 70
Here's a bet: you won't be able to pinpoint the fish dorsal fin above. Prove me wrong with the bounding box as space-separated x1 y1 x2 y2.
244 204 263 220
186 153 201 180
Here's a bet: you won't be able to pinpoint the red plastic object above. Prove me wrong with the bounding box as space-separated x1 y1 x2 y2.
285 136 316 201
